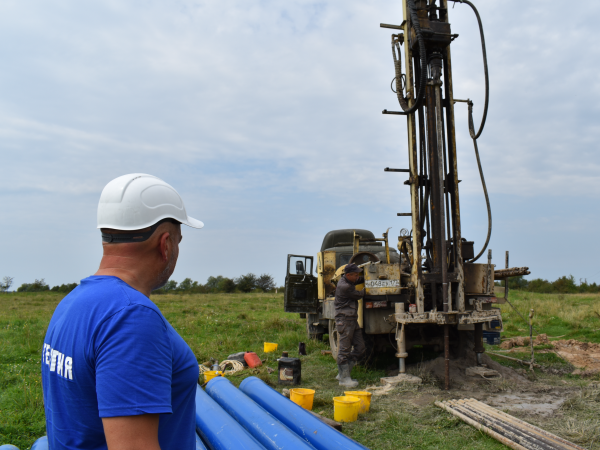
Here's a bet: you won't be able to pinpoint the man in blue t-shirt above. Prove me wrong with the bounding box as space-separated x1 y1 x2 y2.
42 174 204 450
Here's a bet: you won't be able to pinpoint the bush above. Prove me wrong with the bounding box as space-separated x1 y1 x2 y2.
497 274 600 294
256 274 276 292
176 278 206 294
218 278 236 293
235 273 257 293
17 279 50 292
0 276 14 292
50 283 78 293
205 276 225 293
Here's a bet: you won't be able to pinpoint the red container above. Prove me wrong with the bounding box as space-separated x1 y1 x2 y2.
244 351 262 368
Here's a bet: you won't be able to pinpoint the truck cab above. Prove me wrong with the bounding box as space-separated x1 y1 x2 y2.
284 228 406 359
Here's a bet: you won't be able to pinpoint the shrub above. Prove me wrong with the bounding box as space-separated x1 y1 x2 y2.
17 279 50 292
235 273 257 293
218 278 236 293
50 283 78 293
256 274 276 292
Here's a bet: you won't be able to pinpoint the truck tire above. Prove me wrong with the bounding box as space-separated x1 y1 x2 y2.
328 319 339 360
306 314 324 341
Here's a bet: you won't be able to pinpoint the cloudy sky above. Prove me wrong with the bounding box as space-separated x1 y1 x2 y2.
1 0 599 289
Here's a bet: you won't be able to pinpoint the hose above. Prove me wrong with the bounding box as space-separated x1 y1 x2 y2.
198 360 244 375
453 0 491 262
456 0 489 139
392 0 427 114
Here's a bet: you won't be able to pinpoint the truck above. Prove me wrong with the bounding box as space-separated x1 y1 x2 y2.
284 0 529 389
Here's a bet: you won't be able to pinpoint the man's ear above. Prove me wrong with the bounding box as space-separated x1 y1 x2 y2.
158 232 171 261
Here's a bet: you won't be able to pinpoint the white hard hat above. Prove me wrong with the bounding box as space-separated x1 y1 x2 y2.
97 173 204 231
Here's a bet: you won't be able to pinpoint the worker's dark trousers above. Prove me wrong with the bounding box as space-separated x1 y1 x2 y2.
336 317 366 366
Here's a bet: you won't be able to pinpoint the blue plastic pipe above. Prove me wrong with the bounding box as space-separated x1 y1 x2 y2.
196 432 208 450
30 436 48 450
195 384 265 450
240 377 370 450
205 377 315 450
0 445 20 450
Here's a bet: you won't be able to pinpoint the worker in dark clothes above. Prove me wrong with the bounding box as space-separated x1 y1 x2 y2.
334 263 366 387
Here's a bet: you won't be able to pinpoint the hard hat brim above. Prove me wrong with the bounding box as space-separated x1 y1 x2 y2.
182 216 204 229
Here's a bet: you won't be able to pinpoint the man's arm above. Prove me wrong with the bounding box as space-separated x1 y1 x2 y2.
102 414 161 450
339 281 365 301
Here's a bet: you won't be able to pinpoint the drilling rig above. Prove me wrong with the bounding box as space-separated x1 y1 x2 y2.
284 0 529 389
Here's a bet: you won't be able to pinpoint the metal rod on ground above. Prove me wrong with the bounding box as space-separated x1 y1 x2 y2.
435 401 528 450
488 352 541 368
529 309 535 371
450 401 567 450
467 399 587 450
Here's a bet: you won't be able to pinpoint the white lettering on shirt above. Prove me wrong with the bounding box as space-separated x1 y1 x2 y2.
57 352 65 377
50 350 58 372
65 357 73 380
43 343 74 381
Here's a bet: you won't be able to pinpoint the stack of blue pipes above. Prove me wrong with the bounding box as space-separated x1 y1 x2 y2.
195 376 370 450
0 376 370 450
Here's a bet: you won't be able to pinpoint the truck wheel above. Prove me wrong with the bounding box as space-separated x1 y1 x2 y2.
306 314 324 341
328 319 339 360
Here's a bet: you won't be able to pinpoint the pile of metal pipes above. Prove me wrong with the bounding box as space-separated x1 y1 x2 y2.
435 399 585 450
195 376 370 450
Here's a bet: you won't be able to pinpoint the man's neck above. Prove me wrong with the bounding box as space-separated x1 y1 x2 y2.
95 263 151 297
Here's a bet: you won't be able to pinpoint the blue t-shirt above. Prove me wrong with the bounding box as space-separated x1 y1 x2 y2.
41 276 199 450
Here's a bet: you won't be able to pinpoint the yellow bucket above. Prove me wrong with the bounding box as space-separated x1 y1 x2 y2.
344 391 372 413
264 342 278 353
333 395 360 422
290 388 315 410
204 370 223 383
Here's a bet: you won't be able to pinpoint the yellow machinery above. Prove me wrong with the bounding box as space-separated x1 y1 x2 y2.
284 0 529 389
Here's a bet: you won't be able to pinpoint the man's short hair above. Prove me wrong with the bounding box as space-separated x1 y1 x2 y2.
101 218 180 244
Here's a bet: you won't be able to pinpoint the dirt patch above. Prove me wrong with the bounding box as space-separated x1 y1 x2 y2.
552 340 600 375
485 392 565 416
500 333 549 349
418 351 530 386
500 337 600 375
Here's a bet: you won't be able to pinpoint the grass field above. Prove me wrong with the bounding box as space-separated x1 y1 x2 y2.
1 290 599 449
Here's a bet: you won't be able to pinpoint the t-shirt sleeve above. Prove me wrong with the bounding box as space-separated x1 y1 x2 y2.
94 304 173 417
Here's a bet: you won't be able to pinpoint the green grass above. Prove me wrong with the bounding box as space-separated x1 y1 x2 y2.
1 290 600 449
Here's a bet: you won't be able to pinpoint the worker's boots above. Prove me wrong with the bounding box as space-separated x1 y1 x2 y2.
335 360 356 381
337 364 358 387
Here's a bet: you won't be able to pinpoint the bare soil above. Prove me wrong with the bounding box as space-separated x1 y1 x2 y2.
418 352 530 386
552 340 600 376
501 335 600 376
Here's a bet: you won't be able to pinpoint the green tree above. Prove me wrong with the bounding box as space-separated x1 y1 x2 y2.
0 276 13 292
17 279 50 292
205 276 224 292
163 280 178 292
235 273 257 293
50 283 78 293
218 278 236 293
256 274 276 292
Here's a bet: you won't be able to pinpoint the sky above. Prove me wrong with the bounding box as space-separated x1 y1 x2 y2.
1 0 599 289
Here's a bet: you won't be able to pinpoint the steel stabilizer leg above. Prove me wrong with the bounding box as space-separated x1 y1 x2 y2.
474 322 484 365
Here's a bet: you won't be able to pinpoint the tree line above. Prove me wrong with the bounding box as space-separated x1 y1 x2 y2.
153 273 277 294
0 273 278 294
496 275 600 294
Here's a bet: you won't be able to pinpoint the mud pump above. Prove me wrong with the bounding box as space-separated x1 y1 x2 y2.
284 0 529 390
